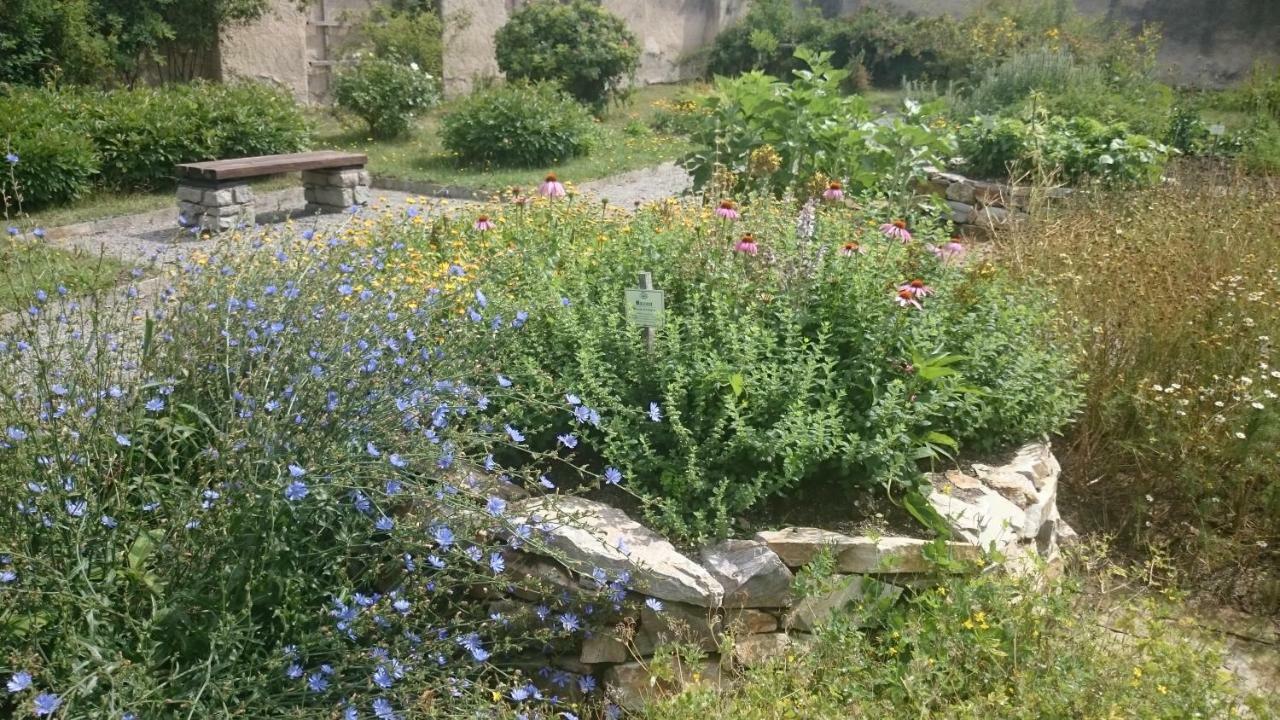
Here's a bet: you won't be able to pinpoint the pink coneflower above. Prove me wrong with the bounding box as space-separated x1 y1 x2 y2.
715 200 740 220
538 173 566 198
879 219 912 243
898 278 935 299
473 215 495 231
823 181 844 202
840 241 865 256
734 232 759 255
895 288 923 310
929 238 967 264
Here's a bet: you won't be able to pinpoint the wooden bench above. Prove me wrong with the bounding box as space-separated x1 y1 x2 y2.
175 150 369 232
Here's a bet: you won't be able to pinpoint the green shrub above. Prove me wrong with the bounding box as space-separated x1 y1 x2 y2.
686 50 955 202
440 82 596 167
1 81 309 201
1 123 99 209
646 570 1266 718
494 0 639 110
451 194 1078 541
0 0 110 86
333 54 439 139
957 113 1170 187
359 6 444 78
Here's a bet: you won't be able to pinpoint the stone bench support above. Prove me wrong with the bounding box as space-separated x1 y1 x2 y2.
177 180 255 233
303 168 371 214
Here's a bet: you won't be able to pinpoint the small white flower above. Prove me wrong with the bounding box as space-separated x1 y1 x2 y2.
410 62 420 71
1144 494 1154 503
1151 384 1164 392
1235 432 1247 439
1257 541 1269 548
1252 401 1265 409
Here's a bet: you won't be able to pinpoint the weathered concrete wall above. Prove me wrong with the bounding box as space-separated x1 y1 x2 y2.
219 1 311 102
219 0 378 104
440 0 749 97
815 0 1280 86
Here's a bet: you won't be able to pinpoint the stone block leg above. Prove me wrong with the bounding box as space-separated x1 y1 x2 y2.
177 181 256 233
303 167 371 214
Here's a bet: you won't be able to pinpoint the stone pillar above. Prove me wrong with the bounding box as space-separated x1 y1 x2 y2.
177 181 256 233
302 167 371 214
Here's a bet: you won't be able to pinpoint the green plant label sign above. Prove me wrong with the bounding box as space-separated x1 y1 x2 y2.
624 288 665 328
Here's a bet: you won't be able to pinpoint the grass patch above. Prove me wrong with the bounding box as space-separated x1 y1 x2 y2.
644 565 1274 719
314 83 699 191
0 238 129 312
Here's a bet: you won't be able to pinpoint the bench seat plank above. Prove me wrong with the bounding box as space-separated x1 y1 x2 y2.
176 151 368 181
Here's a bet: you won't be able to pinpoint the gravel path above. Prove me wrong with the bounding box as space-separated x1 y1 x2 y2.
42 162 692 269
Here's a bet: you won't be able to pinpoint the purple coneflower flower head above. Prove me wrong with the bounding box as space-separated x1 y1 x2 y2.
715 199 740 220
538 173 566 198
879 219 912 243
898 278 934 299
840 241 864 257
822 181 844 201
895 289 923 310
473 215 495 231
929 239 967 264
734 233 759 255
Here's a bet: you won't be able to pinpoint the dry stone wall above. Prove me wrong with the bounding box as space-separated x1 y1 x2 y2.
492 440 1073 710
918 167 1074 240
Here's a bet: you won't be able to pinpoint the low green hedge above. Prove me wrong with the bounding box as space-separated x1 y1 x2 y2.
440 81 596 168
0 81 310 207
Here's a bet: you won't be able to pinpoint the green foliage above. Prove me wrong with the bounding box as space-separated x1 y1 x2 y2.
1005 168 1280 611
686 50 956 202
457 196 1078 541
358 7 444 79
0 124 99 210
494 0 640 110
647 571 1267 718
334 54 439 140
0 81 309 204
961 48 1174 138
440 82 597 168
1214 63 1280 122
957 113 1171 187
0 212 617 718
0 0 110 86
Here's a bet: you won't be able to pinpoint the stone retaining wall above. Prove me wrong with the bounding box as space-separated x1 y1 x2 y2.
918 168 1074 240
493 440 1072 710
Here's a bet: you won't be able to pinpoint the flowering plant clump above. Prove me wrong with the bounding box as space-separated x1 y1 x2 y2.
334 54 439 139
413 193 1079 541
0 208 646 718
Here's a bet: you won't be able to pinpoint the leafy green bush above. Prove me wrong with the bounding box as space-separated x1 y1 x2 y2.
452 194 1078 541
440 81 596 167
646 570 1266 718
685 50 956 202
957 113 1171 187
358 6 444 78
0 211 623 718
0 81 309 201
494 0 639 110
334 54 439 139
0 123 99 209
0 0 109 85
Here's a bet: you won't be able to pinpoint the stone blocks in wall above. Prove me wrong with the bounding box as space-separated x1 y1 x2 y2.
494 441 1070 710
302 167 371 214
923 166 1072 239
177 181 255 233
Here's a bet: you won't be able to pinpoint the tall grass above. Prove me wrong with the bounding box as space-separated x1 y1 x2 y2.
997 164 1280 608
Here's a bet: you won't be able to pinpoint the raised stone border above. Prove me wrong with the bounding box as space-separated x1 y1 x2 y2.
493 440 1072 710
919 168 1074 240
